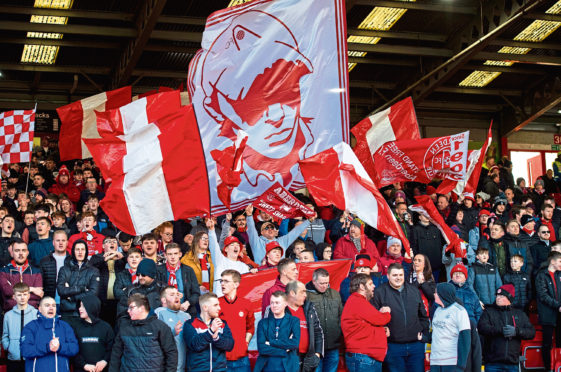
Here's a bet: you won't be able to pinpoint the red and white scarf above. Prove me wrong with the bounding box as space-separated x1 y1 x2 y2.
167 262 179 288
129 268 138 284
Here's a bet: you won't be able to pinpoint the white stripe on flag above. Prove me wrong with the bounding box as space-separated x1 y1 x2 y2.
80 92 108 158
364 106 395 155
120 99 174 234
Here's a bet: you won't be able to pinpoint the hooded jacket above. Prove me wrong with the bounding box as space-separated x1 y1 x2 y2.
56 240 100 315
109 314 178 372
411 222 444 271
21 313 79 372
183 316 234 372
333 234 381 266
305 281 342 350
530 240 551 277
478 304 535 364
2 304 38 360
69 295 114 372
49 174 80 203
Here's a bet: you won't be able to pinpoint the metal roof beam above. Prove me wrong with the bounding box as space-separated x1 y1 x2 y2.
1 37 120 49
0 20 136 38
347 28 446 42
353 0 477 14
524 12 561 22
348 42 452 57
475 52 561 66
489 39 561 52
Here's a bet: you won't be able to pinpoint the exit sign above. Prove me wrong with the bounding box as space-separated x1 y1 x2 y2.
555 134 561 144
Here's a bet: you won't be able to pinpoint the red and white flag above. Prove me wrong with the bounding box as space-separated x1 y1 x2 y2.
372 131 470 188
352 97 420 181
436 123 493 196
299 142 411 256
410 195 466 258
83 91 210 235
253 182 315 221
0 108 35 165
57 86 131 161
188 0 349 215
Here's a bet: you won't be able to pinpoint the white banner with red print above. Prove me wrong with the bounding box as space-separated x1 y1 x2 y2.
188 0 349 214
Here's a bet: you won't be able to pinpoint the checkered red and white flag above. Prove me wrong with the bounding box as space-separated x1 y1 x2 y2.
0 108 35 165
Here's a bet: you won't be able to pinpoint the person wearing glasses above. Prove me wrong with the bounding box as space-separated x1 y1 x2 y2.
530 224 552 278
110 293 178 372
155 222 175 254
115 258 166 322
218 270 255 372
180 229 215 294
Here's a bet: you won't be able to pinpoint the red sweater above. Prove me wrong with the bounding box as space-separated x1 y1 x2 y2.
219 295 255 361
341 292 391 361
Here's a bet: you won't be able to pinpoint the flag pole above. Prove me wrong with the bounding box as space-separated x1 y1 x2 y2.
24 103 37 196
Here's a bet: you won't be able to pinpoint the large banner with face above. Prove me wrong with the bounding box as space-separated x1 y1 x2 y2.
188 0 349 214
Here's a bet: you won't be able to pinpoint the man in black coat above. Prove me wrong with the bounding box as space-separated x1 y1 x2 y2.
109 293 177 372
411 214 444 280
535 251 561 369
156 243 200 317
478 284 535 370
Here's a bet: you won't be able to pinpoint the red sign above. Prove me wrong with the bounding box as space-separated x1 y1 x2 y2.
253 182 315 221
554 134 561 145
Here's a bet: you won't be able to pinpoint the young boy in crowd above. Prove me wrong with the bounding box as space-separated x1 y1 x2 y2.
51 211 70 235
467 247 502 307
67 211 104 257
503 254 532 310
2 283 38 372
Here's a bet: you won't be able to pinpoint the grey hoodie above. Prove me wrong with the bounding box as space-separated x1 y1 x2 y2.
2 304 38 360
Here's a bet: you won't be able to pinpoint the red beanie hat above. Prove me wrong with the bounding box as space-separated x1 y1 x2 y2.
58 165 70 177
451 263 468 279
266 241 283 256
496 284 515 303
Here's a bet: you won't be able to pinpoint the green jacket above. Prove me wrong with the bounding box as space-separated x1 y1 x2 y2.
305 281 343 350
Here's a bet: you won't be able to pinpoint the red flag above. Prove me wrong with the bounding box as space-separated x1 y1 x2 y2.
410 195 466 258
436 122 493 195
253 182 315 221
299 142 411 256
352 97 420 182
372 131 469 188
0 108 35 165
238 259 352 314
57 86 131 161
83 91 210 235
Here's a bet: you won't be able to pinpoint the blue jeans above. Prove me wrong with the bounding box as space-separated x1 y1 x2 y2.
345 352 382 372
315 348 339 372
385 342 425 372
430 366 456 372
227 356 251 372
484 363 519 372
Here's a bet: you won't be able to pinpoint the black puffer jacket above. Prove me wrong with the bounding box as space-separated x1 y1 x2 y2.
460 204 480 232
478 304 535 364
116 280 166 319
39 252 71 298
113 269 133 301
535 266 561 325
530 240 551 277
57 240 101 315
503 233 533 275
372 282 429 343
0 236 13 267
305 281 342 350
411 223 444 271
503 271 532 310
109 314 177 372
69 295 114 372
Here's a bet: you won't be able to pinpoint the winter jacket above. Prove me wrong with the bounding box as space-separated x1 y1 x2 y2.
478 304 535 364
379 252 411 276
21 314 79 372
0 262 43 311
68 295 114 372
180 249 214 292
285 300 325 359
0 237 13 268
503 271 532 309
341 292 391 361
262 277 287 315
503 233 533 275
411 223 444 270
451 281 483 323
340 272 387 304
460 204 480 233
535 267 561 325
467 261 502 305
305 281 342 350
116 280 166 319
57 257 100 316
372 282 429 343
113 269 133 301
49 179 80 203
407 273 436 316
254 312 300 372
67 231 104 257
109 314 178 372
183 316 234 372
88 254 126 302
39 253 70 299
156 264 200 318
479 237 508 277
333 234 381 266
530 240 551 277
519 230 539 254
28 237 53 267
2 305 38 361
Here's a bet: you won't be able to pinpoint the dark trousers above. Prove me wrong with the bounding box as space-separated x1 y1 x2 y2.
465 319 482 372
6 360 25 372
542 320 561 370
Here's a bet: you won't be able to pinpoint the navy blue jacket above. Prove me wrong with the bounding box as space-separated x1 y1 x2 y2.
254 312 300 372
183 316 234 372
451 281 483 323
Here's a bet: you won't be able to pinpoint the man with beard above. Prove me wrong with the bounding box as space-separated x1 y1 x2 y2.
156 286 191 372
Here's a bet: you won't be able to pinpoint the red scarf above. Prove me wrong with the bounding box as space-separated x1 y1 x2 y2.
166 262 179 288
541 218 557 240
522 226 535 236
11 260 29 276
199 254 210 290
129 269 138 284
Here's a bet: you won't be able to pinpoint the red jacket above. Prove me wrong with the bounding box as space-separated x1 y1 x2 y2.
333 235 381 266
341 292 391 361
219 295 255 361
49 180 81 203
67 231 104 256
261 277 286 315
379 252 410 275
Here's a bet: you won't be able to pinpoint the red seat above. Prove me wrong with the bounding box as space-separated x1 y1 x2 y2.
521 330 545 370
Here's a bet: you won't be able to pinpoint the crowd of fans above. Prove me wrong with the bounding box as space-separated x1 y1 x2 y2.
0 143 559 372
